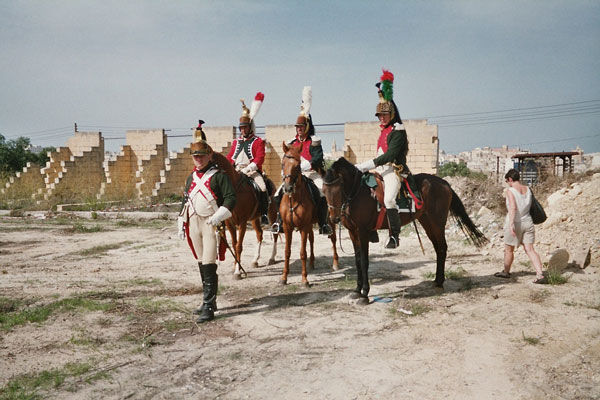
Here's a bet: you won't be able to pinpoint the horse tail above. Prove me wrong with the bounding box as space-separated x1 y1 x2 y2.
449 188 489 248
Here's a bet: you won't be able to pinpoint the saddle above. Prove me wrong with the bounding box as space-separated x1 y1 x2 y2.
302 175 321 206
362 171 422 219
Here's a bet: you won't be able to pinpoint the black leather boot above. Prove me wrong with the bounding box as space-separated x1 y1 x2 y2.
259 190 269 226
197 263 218 323
317 197 333 236
385 208 401 249
270 193 283 234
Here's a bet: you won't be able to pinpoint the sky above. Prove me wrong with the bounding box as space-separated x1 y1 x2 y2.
1 0 599 155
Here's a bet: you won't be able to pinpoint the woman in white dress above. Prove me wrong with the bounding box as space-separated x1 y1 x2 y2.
494 169 546 284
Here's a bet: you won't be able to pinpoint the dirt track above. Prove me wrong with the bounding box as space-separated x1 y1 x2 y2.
0 203 599 399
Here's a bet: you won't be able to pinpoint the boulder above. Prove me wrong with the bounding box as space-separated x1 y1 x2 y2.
543 212 563 227
547 191 565 208
547 248 570 273
477 205 492 217
569 246 591 269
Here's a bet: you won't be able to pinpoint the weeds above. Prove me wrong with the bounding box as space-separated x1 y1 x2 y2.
529 289 550 303
70 241 133 257
0 297 115 331
522 331 541 345
546 269 570 285
66 223 105 234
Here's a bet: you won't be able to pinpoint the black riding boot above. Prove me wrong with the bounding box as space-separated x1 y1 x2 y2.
259 190 269 226
318 197 333 236
197 263 218 323
385 208 401 249
270 193 283 234
193 262 217 315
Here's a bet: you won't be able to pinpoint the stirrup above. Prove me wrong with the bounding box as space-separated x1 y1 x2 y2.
271 222 283 234
385 236 398 249
260 214 269 226
319 224 333 236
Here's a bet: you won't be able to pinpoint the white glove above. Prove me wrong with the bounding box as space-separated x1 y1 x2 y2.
300 159 311 172
240 162 257 175
356 159 376 172
177 216 186 240
207 206 233 226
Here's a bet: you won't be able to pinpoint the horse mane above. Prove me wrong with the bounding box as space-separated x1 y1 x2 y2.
212 152 238 181
324 157 356 184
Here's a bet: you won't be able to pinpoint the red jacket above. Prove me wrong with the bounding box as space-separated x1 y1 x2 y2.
226 134 266 171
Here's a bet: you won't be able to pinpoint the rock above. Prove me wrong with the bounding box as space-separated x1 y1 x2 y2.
569 246 591 269
569 184 583 197
592 172 600 180
547 249 570 273
544 212 563 227
477 206 492 217
547 191 565 208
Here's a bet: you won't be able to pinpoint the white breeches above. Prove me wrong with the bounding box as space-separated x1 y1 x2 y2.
188 214 218 264
246 170 267 192
377 164 400 209
303 170 323 195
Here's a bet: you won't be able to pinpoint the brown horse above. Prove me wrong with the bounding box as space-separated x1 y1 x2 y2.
279 142 339 286
323 157 487 303
212 152 278 278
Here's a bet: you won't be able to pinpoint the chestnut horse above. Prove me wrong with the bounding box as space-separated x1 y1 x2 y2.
323 157 487 303
279 142 339 286
212 152 278 279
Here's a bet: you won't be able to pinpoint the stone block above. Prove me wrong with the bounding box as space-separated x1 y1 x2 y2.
546 248 569 273
569 246 591 269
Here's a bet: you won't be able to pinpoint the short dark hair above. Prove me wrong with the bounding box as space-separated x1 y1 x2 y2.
505 168 520 181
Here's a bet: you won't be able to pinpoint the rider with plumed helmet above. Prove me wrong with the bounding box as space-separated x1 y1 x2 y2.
271 86 333 236
356 70 409 249
226 92 270 226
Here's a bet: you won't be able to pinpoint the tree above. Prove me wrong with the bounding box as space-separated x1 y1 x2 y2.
0 134 54 179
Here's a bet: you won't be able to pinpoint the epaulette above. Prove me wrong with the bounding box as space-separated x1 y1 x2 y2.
310 136 321 146
286 138 296 146
394 122 405 131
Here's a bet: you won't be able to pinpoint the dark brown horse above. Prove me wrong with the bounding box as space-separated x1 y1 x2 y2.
212 152 278 278
323 157 487 303
279 142 339 286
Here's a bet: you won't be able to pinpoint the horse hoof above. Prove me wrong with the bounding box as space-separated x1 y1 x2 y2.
232 273 242 280
356 297 370 306
278 279 287 286
267 258 276 266
331 262 340 271
302 281 310 288
433 284 444 294
251 261 259 269
349 292 361 299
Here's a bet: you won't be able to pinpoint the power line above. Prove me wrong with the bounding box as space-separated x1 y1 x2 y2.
442 133 600 153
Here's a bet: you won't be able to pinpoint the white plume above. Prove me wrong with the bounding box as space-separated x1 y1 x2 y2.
249 94 263 120
301 86 312 116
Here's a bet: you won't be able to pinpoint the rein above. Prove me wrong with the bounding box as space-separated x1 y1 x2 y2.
324 168 362 254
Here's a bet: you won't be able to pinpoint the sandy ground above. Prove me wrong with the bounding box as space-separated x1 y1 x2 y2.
0 193 599 399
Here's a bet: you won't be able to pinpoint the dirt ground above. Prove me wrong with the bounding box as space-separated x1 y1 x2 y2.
1 177 599 399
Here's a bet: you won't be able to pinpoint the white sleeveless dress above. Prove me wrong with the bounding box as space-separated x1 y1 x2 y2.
503 186 535 246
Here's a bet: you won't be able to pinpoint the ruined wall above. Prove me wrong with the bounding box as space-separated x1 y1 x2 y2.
1 162 45 200
344 120 438 174
41 132 105 202
263 125 295 187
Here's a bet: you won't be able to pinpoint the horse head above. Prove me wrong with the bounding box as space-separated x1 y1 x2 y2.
281 141 302 195
323 157 360 224
212 152 240 184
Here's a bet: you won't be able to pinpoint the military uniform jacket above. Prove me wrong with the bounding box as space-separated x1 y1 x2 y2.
288 135 324 172
373 123 408 170
226 134 266 171
184 163 236 214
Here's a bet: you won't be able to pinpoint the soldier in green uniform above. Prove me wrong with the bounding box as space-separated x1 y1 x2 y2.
356 70 409 249
178 133 236 323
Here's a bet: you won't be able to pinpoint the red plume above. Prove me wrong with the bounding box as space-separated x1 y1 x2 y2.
380 69 394 82
255 92 265 101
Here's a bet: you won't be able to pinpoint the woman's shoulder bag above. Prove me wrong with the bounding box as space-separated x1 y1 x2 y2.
529 189 547 225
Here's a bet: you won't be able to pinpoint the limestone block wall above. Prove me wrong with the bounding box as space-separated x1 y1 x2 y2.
42 133 105 202
344 120 438 174
136 143 167 197
1 162 45 200
100 145 139 200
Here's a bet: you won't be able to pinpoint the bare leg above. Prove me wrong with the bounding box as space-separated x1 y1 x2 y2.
523 243 544 279
504 244 515 274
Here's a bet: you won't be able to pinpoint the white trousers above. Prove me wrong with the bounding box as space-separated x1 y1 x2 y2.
188 214 218 264
377 164 400 209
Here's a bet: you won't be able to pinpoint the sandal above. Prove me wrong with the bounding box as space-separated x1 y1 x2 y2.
533 276 547 284
494 271 511 278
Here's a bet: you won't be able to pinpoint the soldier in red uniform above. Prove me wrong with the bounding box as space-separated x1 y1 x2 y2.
226 92 269 225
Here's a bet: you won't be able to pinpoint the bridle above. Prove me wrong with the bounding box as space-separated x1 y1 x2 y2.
282 154 301 195
323 167 362 222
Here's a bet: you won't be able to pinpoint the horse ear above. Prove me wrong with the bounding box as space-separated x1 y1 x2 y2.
282 141 288 153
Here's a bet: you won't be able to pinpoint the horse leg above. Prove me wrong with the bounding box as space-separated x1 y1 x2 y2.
268 231 278 265
308 229 315 272
329 222 340 271
357 228 371 305
234 224 247 279
226 222 242 280
300 229 310 286
251 219 263 268
280 227 292 285
419 215 447 289
347 228 363 298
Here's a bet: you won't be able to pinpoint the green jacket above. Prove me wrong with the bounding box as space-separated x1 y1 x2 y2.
373 127 408 171
183 164 236 211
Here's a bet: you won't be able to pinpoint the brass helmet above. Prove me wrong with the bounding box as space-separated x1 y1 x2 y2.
190 119 212 156
239 92 265 135
295 86 314 136
375 69 395 120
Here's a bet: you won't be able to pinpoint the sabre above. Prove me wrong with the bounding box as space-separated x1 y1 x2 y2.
216 223 247 278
